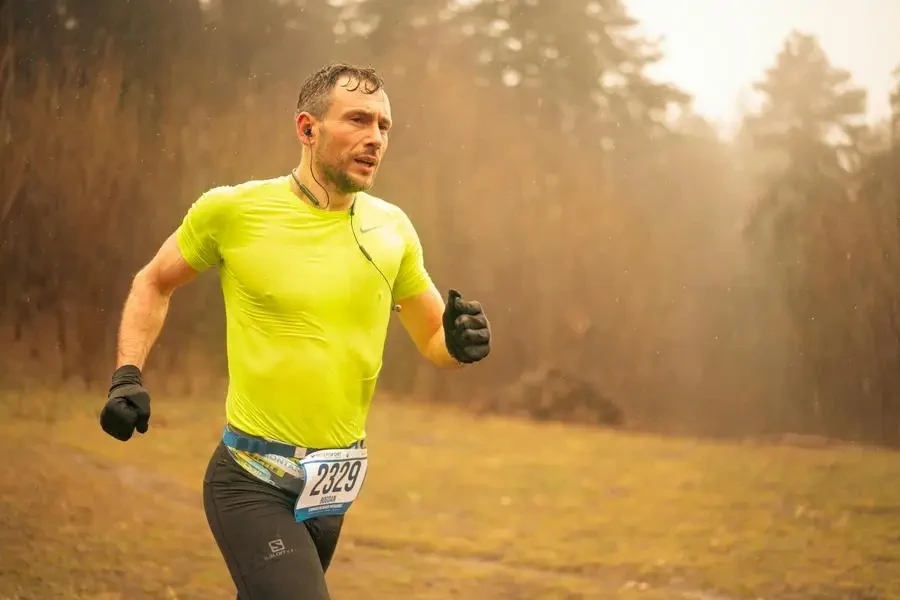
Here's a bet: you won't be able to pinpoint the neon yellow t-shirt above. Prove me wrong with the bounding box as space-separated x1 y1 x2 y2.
175 175 433 449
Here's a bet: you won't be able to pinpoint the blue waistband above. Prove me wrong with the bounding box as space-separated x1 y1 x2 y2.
221 424 365 460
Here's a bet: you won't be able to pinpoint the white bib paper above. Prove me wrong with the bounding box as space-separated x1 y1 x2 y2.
294 447 369 522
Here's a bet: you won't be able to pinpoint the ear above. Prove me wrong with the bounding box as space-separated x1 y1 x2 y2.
295 113 315 145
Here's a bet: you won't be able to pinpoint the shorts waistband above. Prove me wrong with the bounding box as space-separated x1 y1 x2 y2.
221 423 366 460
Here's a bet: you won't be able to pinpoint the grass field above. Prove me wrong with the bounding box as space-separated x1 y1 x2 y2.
1 390 899 599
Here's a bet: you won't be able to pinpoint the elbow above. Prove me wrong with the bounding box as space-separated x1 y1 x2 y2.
131 266 156 291
130 266 170 299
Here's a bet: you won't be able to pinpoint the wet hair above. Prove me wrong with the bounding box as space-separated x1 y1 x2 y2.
295 62 385 119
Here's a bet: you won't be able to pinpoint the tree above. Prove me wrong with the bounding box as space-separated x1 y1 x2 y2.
890 65 900 148
741 31 900 442
454 0 687 150
744 30 867 263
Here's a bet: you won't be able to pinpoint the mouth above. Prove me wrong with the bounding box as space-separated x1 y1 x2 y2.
353 156 378 169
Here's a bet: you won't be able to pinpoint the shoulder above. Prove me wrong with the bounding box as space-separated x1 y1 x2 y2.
187 176 285 221
358 192 418 233
199 176 284 207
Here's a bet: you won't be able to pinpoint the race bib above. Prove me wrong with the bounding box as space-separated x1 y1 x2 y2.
294 447 369 522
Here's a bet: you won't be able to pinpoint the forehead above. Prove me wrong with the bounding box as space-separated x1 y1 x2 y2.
326 75 391 119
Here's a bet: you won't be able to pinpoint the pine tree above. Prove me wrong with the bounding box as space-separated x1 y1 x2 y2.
744 31 885 440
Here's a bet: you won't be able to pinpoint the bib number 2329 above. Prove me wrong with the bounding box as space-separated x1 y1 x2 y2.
294 447 369 522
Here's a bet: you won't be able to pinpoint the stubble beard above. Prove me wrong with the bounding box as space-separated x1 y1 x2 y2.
317 147 371 195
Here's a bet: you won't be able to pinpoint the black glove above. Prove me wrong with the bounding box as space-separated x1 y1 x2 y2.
99 364 151 441
442 288 491 364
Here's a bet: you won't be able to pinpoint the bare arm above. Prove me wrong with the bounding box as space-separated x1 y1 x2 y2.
397 285 462 369
116 233 201 369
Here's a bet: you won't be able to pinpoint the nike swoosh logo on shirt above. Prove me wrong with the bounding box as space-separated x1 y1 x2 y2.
360 224 383 234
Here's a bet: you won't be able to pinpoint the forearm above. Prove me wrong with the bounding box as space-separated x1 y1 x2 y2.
115 272 172 370
424 329 462 369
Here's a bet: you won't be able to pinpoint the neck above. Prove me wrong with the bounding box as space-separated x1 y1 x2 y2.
290 157 355 212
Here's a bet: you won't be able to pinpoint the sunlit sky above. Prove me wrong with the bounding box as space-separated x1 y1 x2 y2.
625 0 900 131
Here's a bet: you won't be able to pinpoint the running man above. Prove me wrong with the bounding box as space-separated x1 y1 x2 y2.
98 63 491 599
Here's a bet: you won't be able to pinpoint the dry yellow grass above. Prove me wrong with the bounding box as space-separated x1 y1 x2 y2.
1 390 899 599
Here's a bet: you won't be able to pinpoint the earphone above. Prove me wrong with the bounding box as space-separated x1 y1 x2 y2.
349 202 401 314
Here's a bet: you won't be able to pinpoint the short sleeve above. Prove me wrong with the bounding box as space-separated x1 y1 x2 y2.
175 187 230 272
392 210 434 301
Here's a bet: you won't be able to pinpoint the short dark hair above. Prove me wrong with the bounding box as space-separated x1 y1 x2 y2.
295 62 385 119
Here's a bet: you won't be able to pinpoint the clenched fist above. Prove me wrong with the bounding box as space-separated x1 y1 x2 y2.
99 364 152 441
442 289 491 364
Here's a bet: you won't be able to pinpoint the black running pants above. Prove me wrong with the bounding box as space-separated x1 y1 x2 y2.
202 440 344 600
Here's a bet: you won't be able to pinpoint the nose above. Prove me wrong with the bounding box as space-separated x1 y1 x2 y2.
364 124 386 152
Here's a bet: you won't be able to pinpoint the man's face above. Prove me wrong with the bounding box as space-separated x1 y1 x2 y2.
311 77 392 194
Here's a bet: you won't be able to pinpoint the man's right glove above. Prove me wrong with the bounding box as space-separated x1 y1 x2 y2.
99 364 152 442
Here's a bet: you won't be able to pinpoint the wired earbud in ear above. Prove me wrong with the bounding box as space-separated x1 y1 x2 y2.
293 122 329 209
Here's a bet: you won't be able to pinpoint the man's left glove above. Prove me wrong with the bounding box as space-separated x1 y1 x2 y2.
442 288 491 364
99 364 152 442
